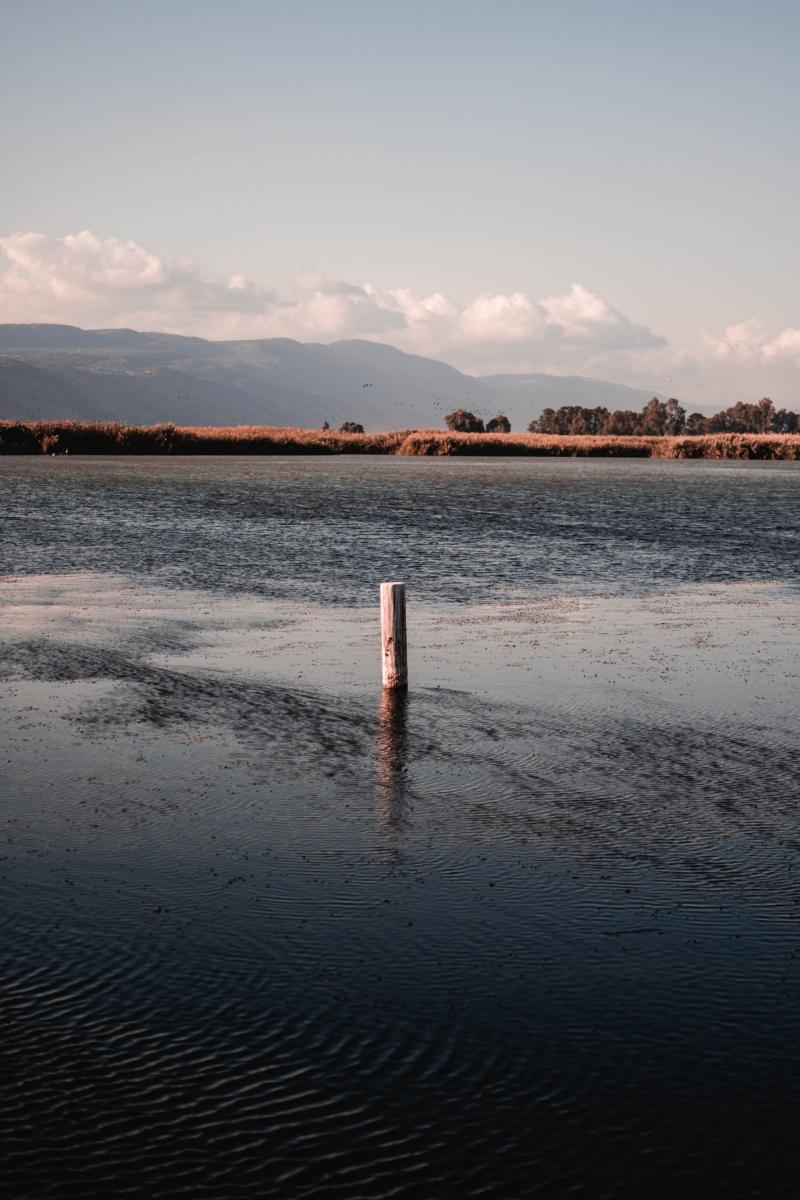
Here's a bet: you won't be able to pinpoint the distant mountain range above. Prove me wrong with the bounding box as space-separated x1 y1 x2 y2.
0 324 665 430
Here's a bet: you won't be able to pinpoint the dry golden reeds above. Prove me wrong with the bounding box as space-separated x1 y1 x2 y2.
2 421 800 459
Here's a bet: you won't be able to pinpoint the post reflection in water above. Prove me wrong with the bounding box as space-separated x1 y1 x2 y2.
375 687 410 854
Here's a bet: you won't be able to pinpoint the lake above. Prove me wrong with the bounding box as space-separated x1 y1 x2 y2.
2 456 800 1198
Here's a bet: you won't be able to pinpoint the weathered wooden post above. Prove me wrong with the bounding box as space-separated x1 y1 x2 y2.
380 581 408 690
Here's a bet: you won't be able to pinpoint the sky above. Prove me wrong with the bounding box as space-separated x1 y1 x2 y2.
1 0 800 406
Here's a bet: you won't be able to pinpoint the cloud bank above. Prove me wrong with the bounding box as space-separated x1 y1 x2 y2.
2 230 799 405
706 318 800 365
0 231 280 334
0 230 663 373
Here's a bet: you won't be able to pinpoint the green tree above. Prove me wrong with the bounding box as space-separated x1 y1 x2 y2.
641 397 669 435
756 397 775 433
444 409 485 432
664 398 686 435
529 409 555 433
686 412 708 435
486 414 511 433
605 409 642 435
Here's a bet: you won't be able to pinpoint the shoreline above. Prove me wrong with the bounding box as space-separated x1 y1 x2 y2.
3 420 800 459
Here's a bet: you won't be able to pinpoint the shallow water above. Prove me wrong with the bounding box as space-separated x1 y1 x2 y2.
2 457 800 1198
3 454 800 602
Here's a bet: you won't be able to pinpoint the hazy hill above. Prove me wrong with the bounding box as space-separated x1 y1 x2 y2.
480 372 666 416
0 324 664 430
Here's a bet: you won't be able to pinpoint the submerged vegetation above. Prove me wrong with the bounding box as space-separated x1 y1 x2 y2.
3 420 800 459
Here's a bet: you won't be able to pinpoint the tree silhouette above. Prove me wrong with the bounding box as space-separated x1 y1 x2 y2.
444 409 485 432
486 414 511 433
525 394 797 436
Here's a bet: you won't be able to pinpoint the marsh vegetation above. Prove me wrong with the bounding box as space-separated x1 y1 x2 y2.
3 419 800 459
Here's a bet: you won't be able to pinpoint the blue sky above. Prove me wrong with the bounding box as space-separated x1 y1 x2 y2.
2 0 799 404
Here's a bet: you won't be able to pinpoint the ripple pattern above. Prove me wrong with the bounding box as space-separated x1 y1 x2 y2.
3 460 800 1198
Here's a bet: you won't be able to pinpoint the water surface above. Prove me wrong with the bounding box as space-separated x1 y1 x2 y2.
2 457 800 1198
4 454 800 601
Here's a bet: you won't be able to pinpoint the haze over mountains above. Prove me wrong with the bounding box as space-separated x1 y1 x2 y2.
0 324 665 430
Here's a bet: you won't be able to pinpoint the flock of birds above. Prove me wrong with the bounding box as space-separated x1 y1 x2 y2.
26 381 482 424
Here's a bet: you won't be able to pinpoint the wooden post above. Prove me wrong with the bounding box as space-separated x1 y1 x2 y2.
380 581 408 690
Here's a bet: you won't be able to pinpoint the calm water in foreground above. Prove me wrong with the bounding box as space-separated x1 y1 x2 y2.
2 456 800 1199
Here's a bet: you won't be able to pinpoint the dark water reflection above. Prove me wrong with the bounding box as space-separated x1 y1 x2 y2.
376 688 409 853
2 458 800 1199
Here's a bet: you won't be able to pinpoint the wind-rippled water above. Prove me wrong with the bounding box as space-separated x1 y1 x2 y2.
3 455 800 601
2 456 800 1199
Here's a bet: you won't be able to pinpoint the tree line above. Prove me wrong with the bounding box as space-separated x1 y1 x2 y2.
443 397 800 436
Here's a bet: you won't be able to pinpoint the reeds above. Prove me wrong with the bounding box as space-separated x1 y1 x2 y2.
651 434 800 460
397 432 658 456
0 422 410 456
399 431 800 458
3 421 800 459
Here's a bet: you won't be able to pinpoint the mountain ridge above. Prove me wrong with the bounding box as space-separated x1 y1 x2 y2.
0 323 667 429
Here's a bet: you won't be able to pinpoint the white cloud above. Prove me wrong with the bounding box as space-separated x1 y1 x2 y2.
458 292 544 343
705 318 800 365
0 230 280 334
0 230 666 375
450 284 664 369
270 277 407 339
9 231 800 405
706 319 770 364
541 283 661 349
764 328 800 361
